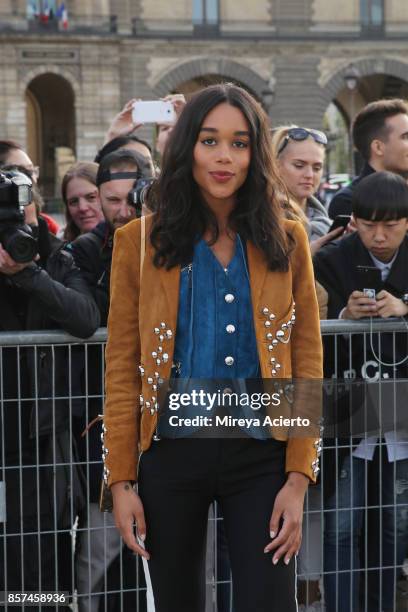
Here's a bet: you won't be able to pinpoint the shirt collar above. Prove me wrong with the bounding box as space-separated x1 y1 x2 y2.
369 249 399 280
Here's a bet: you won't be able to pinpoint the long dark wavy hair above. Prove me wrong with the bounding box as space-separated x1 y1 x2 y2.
150 83 292 270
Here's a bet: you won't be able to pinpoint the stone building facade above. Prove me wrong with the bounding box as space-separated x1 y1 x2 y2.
1 0 408 192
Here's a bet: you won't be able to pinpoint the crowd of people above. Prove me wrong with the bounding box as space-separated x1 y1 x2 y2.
0 87 407 612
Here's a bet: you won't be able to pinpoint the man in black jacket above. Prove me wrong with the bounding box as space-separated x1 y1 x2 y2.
314 172 408 612
329 98 408 219
0 178 100 610
68 149 154 325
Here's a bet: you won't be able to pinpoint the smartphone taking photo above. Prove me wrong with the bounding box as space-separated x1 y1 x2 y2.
132 101 176 125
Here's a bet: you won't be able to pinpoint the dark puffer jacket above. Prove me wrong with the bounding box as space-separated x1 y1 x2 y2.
0 218 100 525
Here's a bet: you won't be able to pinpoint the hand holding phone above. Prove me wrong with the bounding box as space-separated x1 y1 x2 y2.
328 215 351 234
342 290 378 319
131 101 176 125
341 265 382 319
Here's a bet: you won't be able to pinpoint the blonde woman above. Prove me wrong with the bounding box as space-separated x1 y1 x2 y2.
272 126 343 256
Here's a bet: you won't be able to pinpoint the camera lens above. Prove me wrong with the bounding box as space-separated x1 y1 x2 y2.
2 228 37 263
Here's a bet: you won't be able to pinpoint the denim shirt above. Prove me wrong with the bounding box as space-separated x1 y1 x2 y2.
173 235 259 379
157 236 262 439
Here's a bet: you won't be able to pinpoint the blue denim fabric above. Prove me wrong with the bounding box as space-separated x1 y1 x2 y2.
174 236 259 379
323 450 408 612
157 236 260 439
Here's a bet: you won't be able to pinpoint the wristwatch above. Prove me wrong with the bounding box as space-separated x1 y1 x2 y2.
401 293 408 306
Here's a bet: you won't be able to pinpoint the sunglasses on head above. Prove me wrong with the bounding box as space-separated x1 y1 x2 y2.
277 127 328 155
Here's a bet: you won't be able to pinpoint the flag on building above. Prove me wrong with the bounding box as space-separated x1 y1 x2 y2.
56 2 69 29
39 0 50 22
27 0 39 19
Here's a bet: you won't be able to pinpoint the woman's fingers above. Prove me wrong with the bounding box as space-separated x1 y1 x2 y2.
121 521 150 558
325 225 344 241
270 532 299 565
112 484 150 558
265 516 301 563
134 497 147 542
265 516 291 553
268 500 283 540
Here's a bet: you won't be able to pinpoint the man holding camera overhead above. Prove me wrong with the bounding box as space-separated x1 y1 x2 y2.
0 168 100 609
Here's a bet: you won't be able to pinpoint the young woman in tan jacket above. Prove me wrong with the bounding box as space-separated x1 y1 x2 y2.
103 83 323 612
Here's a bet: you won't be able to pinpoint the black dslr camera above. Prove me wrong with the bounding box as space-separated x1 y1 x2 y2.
0 170 37 263
127 177 155 218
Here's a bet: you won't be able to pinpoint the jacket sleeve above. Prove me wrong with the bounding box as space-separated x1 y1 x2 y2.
68 237 110 326
103 222 141 487
285 222 323 482
9 250 100 338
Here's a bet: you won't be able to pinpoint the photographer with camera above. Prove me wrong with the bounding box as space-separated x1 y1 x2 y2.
67 149 154 612
0 170 100 609
314 171 408 612
0 140 60 234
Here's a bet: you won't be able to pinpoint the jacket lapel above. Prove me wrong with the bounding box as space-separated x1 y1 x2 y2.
157 262 181 333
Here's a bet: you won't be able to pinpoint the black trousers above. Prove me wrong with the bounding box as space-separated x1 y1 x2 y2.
138 437 298 612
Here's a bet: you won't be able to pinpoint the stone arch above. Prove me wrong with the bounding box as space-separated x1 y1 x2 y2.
316 56 408 121
152 57 269 100
20 64 80 98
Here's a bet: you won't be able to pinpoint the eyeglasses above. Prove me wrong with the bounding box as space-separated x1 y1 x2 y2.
277 128 328 156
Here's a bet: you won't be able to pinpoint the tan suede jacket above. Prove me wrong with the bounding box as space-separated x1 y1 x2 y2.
102 216 323 487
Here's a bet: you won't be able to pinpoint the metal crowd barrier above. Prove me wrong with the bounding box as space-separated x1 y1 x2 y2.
0 320 407 611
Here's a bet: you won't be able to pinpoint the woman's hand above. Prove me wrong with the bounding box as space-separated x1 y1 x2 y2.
104 99 143 143
310 225 344 257
264 472 309 565
111 481 150 559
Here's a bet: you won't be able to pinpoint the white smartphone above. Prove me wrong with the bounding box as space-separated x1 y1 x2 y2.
132 101 176 125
